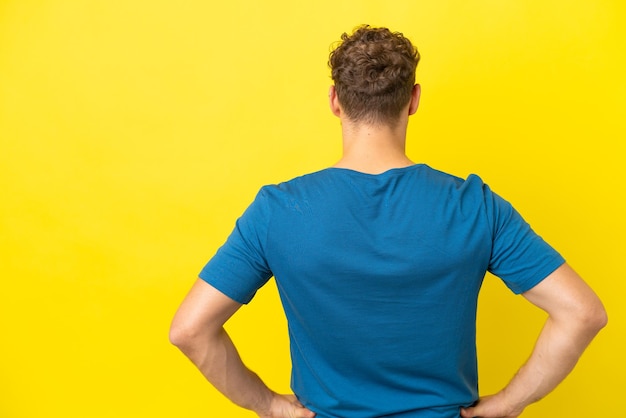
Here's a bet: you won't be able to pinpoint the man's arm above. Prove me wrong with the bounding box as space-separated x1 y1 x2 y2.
461 263 607 418
169 278 315 418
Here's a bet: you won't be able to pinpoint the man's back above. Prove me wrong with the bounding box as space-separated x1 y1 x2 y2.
199 164 564 417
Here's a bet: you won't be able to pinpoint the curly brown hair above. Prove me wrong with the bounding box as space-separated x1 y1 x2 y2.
329 25 420 125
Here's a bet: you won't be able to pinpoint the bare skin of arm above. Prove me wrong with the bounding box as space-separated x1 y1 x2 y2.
461 263 607 418
169 279 316 418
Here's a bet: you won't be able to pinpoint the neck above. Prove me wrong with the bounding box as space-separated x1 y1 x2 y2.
333 118 414 174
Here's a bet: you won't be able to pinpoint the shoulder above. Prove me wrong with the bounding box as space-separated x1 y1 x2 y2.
417 165 492 205
419 164 484 188
257 169 336 199
247 170 334 217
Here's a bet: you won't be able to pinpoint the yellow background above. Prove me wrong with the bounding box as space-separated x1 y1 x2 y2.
1 0 624 416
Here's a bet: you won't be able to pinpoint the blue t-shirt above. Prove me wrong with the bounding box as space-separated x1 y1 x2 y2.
199 164 564 418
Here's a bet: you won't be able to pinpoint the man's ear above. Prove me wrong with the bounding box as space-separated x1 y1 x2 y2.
408 84 421 115
329 85 341 117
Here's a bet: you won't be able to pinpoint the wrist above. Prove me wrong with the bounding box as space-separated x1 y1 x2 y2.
499 385 528 416
252 389 277 417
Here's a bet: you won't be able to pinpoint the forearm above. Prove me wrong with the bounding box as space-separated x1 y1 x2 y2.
176 327 274 415
170 281 315 418
462 309 605 418
500 314 603 412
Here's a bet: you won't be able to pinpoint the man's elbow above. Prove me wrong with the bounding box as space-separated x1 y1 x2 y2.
169 317 203 352
169 321 189 349
588 302 608 333
579 297 608 336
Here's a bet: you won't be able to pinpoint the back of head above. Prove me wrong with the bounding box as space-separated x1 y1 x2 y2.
329 25 420 126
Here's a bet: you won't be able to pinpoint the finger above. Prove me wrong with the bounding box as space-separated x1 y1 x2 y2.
287 395 315 417
294 406 316 418
460 407 476 418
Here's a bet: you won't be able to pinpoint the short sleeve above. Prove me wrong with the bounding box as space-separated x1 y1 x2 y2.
485 185 565 294
198 188 273 304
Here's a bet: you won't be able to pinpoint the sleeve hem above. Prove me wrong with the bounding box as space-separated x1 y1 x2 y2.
509 257 566 295
197 272 255 304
